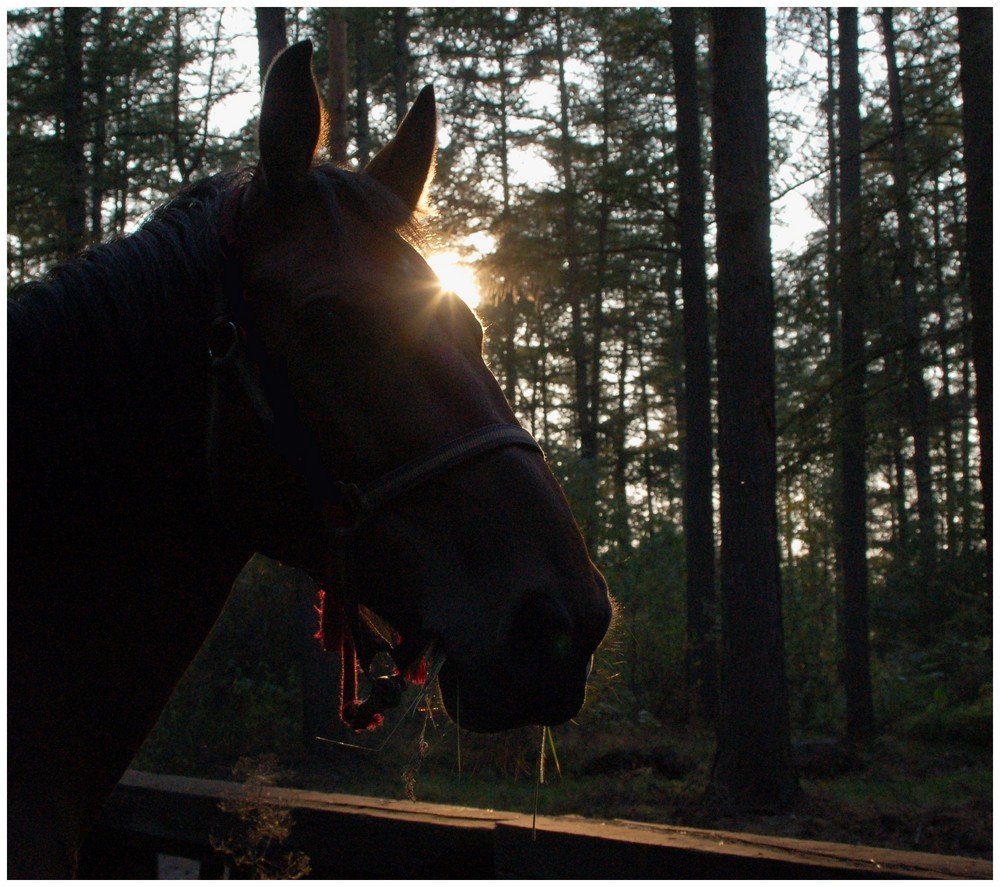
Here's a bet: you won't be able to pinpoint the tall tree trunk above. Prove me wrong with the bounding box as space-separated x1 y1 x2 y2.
112 67 132 237
636 339 658 542
708 8 799 809
255 7 287 86
393 9 410 124
891 411 910 557
824 8 840 360
554 9 598 540
88 7 111 242
61 7 86 258
496 45 519 408
611 329 632 555
588 52 612 453
881 8 935 563
169 10 194 184
326 11 348 165
932 171 958 558
824 8 842 569
837 6 875 743
957 8 993 559
671 6 718 725
354 14 371 167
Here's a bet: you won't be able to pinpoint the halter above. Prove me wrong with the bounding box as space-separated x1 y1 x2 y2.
207 182 543 730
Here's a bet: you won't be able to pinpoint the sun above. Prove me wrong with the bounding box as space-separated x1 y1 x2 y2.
426 251 481 309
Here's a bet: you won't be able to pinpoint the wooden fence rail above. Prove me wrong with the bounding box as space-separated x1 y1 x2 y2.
77 770 991 879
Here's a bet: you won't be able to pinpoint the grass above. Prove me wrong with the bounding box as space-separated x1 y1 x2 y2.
241 715 989 861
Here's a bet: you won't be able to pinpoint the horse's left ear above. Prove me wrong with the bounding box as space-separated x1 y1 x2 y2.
258 40 323 190
365 85 437 210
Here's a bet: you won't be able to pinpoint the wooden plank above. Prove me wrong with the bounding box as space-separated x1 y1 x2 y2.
494 817 992 880
88 771 992 879
96 770 505 878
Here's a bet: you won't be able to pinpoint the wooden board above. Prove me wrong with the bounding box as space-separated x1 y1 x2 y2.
82 770 991 879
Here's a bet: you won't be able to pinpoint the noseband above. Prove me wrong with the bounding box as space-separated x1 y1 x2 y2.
208 182 543 730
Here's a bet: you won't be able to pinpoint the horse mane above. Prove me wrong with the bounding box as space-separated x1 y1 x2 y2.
8 171 247 393
9 164 421 369
8 163 421 503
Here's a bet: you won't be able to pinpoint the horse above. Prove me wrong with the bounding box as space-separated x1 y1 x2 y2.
7 41 611 877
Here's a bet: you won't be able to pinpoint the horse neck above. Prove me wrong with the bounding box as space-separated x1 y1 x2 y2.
8 234 250 865
10 259 213 553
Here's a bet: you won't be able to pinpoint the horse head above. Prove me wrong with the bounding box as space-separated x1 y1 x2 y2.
214 41 612 733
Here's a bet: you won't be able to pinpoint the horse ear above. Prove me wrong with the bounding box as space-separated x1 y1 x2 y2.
364 85 437 210
258 40 323 190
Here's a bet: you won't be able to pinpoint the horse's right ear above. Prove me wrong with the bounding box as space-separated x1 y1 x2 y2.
365 85 437 210
257 40 323 191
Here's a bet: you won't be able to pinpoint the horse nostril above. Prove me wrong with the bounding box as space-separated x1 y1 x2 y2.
505 593 576 682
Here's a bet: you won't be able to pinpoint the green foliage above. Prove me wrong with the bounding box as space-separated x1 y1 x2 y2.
601 524 688 721
135 558 308 773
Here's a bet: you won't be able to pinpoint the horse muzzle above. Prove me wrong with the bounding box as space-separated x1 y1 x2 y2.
436 575 612 732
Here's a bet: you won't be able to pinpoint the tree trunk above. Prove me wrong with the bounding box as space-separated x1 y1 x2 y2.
932 170 958 558
326 11 348 165
611 329 632 555
707 8 800 809
354 14 371 166
891 416 910 557
824 9 842 568
961 307 975 553
169 10 194 184
636 342 658 542
61 7 86 258
837 6 875 743
957 8 992 559
255 7 287 86
588 53 612 454
671 6 718 725
89 7 112 242
497 48 519 408
112 67 132 237
393 9 410 124
881 8 936 563
824 8 840 361
554 9 598 540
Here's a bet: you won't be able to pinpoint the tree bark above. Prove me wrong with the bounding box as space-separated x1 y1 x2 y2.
554 9 598 542
497 45 519 408
169 10 194 184
61 7 86 258
554 12 596 461
587 52 612 457
881 8 936 563
708 8 800 809
326 11 349 165
354 14 371 167
393 9 410 124
932 171 959 558
957 8 993 559
671 6 718 725
88 7 112 242
255 7 287 86
837 6 875 743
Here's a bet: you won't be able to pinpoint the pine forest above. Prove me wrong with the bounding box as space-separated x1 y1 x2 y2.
7 7 992 860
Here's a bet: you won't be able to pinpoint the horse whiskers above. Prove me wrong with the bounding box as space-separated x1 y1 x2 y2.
455 680 461 780
533 725 545 842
